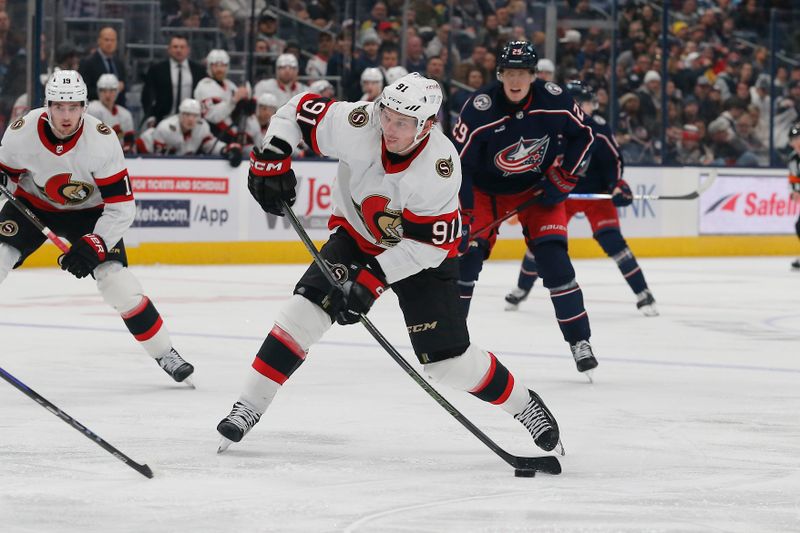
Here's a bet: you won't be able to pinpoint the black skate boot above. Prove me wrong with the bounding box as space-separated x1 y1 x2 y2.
791 259 800 271
635 289 659 317
156 348 195 386
570 340 598 382
217 401 262 453
514 390 564 455
504 287 530 311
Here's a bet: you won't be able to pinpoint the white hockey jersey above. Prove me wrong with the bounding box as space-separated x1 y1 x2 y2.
305 55 328 81
265 94 462 284
87 100 135 151
0 109 135 247
243 114 267 147
194 76 240 136
144 115 225 156
253 78 308 109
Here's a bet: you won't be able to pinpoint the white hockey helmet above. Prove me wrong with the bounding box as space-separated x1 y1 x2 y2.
276 53 298 69
385 65 408 86
377 72 442 142
178 98 202 115
256 93 278 109
45 69 88 104
361 67 383 85
309 79 333 95
206 49 230 76
97 73 119 91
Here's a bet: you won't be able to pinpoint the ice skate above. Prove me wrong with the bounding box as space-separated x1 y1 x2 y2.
791 259 800 271
217 401 262 453
635 289 659 317
570 340 598 382
504 287 530 311
156 348 195 388
514 390 564 455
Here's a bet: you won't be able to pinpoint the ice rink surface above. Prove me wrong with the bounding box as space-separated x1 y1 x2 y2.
1 256 798 532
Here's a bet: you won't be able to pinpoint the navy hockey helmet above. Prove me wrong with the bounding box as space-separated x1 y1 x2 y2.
565 80 595 103
497 41 538 73
789 122 800 140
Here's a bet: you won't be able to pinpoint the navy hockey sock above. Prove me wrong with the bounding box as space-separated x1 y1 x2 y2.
458 245 485 316
549 280 591 343
517 249 539 291
252 325 307 385
596 230 648 295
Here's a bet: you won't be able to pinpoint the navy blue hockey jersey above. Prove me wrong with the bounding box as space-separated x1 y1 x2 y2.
572 112 624 194
452 79 595 210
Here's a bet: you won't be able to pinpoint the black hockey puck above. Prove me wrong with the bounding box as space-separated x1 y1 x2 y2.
514 468 536 478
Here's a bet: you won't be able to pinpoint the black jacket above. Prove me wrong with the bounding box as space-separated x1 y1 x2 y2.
79 51 127 105
141 59 205 123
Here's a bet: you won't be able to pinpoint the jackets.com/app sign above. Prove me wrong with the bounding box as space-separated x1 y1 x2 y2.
699 174 799 235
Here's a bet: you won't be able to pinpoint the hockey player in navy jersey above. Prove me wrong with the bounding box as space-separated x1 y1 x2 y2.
216 73 562 456
505 81 658 317
452 41 598 378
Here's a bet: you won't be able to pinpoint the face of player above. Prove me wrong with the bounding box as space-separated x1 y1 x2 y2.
210 62 228 81
499 68 535 103
49 101 84 138
99 88 117 108
579 100 594 116
277 65 297 84
179 112 199 131
256 105 276 126
379 106 431 155
362 80 382 100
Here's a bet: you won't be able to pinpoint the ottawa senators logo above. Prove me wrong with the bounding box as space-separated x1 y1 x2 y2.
10 118 25 130
40 173 94 205
435 157 453 178
0 220 18 237
354 195 402 246
348 105 369 128
96 123 113 135
494 136 550 175
327 261 350 282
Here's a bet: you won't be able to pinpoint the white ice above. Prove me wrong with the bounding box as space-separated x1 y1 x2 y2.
1 257 799 532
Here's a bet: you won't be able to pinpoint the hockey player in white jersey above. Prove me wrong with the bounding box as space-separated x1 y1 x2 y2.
243 93 278 151
138 98 242 165
253 53 308 108
194 49 251 143
86 73 136 153
359 67 384 102
217 73 563 458
308 79 335 99
0 70 194 385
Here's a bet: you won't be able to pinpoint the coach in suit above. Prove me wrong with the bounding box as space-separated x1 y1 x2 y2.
79 27 127 105
141 34 206 124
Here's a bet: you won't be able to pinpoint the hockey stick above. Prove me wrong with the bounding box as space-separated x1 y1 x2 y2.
568 169 719 201
0 365 154 478
280 200 561 475
0 182 70 253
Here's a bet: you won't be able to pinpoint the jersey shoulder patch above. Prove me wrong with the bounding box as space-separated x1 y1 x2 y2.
472 93 492 111
96 123 113 135
435 156 454 178
593 115 607 126
347 104 369 128
545 82 563 95
9 117 25 131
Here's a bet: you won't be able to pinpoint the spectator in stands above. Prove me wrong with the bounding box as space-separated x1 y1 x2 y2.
253 53 308 108
349 29 380 99
378 42 400 76
222 0 266 22
217 9 243 51
306 32 334 81
256 9 285 56
736 112 769 165
376 21 399 44
404 34 426 74
450 66 485 114
361 1 388 32
325 31 352 86
617 92 657 164
558 29 582 74
79 27 126 105
141 34 206 125
425 24 460 64
716 97 748 133
199 0 222 28
673 124 713 165
636 70 661 137
477 13 501 51
535 58 555 82
707 116 758 167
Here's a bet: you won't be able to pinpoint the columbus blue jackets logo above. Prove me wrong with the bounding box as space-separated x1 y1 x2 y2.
473 94 491 111
40 173 94 205
494 136 550 175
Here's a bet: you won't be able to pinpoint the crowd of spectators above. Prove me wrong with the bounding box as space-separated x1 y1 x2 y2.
1 0 799 167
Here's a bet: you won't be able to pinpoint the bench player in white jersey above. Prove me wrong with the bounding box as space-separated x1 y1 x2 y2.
86 74 136 154
253 53 308 108
216 73 563 456
138 98 242 165
243 93 278 151
0 70 194 385
194 49 251 143
359 67 384 102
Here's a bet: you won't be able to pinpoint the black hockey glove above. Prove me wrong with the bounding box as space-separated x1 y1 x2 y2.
457 210 473 254
611 179 633 207
223 142 243 167
248 139 297 216
59 233 107 279
334 266 387 325
538 164 579 206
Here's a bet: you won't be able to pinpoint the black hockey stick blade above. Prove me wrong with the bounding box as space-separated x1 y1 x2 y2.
0 366 154 479
280 200 561 475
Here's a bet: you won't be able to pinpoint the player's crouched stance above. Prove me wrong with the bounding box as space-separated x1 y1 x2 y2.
217 73 562 455
0 71 194 385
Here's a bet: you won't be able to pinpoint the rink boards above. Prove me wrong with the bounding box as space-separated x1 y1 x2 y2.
13 158 799 267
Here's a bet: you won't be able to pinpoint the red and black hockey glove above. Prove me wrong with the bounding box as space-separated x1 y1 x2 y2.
538 164 580 206
457 209 473 254
223 142 243 168
248 138 297 216
611 179 633 207
59 233 107 279
335 266 387 325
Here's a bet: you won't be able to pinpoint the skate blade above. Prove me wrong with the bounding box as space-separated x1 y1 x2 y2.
182 377 196 389
554 440 565 456
217 437 233 454
581 369 594 383
639 305 659 317
504 302 520 311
